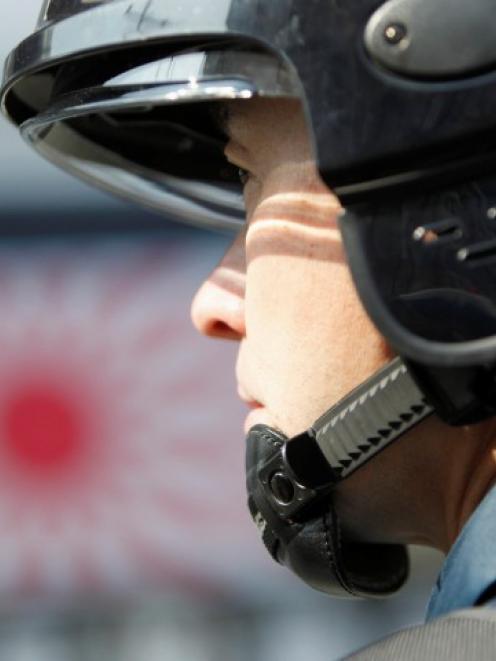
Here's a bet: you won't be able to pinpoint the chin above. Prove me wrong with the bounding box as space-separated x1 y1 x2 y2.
244 406 272 434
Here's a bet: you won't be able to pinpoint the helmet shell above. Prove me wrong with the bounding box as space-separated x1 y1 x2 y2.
5 0 496 199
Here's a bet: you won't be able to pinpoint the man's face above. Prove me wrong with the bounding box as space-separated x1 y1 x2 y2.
191 97 393 437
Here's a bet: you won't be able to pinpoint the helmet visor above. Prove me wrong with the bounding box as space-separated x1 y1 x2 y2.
20 47 301 231
38 0 114 26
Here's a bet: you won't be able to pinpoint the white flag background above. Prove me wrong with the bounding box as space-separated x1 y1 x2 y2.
0 234 277 604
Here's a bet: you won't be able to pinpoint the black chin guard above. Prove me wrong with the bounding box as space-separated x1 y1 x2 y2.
246 358 433 598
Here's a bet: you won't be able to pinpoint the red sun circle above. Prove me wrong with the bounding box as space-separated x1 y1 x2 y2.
3 385 85 477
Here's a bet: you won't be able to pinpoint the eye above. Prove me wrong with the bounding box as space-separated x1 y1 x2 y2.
238 167 251 186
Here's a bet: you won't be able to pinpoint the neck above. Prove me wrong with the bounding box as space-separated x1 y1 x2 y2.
441 420 496 553
334 414 496 554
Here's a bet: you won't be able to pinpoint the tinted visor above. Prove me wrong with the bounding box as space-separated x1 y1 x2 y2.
20 47 301 230
38 0 114 25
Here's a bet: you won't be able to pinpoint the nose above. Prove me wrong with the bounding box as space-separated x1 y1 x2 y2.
191 231 246 340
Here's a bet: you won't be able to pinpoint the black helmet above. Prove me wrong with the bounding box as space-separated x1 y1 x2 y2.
4 0 496 599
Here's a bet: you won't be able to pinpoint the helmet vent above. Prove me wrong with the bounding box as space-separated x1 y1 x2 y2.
412 218 462 245
457 239 496 265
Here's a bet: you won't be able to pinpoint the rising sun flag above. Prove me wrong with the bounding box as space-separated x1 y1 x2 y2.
0 236 265 603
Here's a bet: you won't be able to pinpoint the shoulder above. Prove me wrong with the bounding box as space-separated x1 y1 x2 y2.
344 608 496 660
427 485 496 619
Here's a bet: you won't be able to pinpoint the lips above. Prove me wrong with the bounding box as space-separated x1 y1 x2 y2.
245 400 263 411
237 385 267 433
237 384 262 409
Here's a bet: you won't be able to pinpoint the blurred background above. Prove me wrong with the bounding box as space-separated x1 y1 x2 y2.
0 4 442 660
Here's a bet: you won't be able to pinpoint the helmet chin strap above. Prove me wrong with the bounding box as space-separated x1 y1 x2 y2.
311 357 434 481
245 357 434 598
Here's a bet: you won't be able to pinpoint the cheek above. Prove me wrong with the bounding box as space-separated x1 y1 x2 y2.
246 239 361 350
245 220 350 331
243 223 393 432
